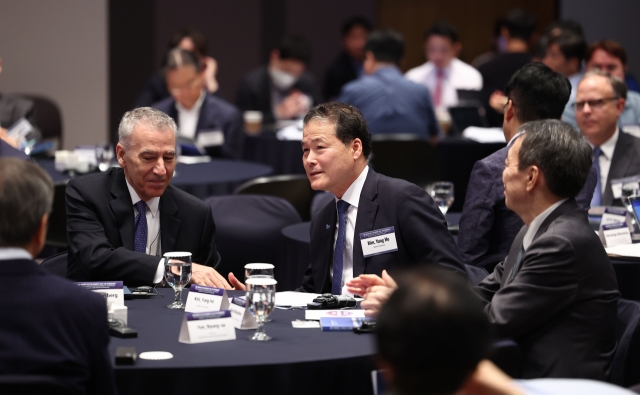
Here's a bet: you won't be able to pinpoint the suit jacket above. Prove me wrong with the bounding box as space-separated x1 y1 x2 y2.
235 66 320 126
474 199 619 379
0 258 116 394
323 51 360 101
0 93 35 129
66 168 218 286
0 139 29 159
458 146 598 265
153 93 244 159
603 130 640 206
300 169 466 293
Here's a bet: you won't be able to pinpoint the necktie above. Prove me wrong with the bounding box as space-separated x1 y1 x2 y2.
332 200 351 295
433 68 444 107
507 243 525 283
134 201 148 253
591 147 602 207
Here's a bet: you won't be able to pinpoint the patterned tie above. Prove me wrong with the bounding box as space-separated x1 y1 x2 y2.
332 200 351 295
591 147 603 207
433 68 444 107
507 243 525 283
133 200 148 253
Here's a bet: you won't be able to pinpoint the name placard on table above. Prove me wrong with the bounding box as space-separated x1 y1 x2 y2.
178 310 236 344
601 222 633 247
305 309 366 321
77 281 124 306
229 297 257 330
184 285 229 312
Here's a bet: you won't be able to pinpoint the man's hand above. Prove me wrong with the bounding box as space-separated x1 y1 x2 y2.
346 273 386 296
0 127 19 149
347 270 397 317
228 272 245 291
190 263 232 289
462 360 524 395
203 56 219 93
275 91 308 120
489 90 508 113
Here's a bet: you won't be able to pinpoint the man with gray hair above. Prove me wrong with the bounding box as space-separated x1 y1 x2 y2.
67 107 230 287
575 70 640 207
0 158 116 394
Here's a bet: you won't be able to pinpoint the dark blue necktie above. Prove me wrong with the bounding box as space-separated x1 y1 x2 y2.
134 200 148 253
332 200 351 295
591 147 602 207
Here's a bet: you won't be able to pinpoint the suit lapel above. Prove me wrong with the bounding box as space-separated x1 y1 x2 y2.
315 203 337 293
353 169 380 277
532 199 578 242
109 170 135 250
604 130 633 204
159 186 181 254
195 94 213 136
503 226 527 286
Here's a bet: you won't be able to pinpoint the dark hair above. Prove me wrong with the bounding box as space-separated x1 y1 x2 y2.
423 21 459 43
544 20 584 39
275 35 312 64
364 29 405 64
0 158 54 248
163 48 202 74
168 28 208 57
341 16 373 37
303 102 372 158
377 267 492 395
517 120 593 198
504 8 537 41
548 32 586 62
586 39 628 66
505 62 571 123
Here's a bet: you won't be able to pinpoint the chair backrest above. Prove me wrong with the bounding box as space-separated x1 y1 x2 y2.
0 374 80 395
234 174 314 221
310 191 335 219
611 298 640 387
46 182 68 247
40 251 68 278
448 105 489 135
204 195 301 281
369 134 436 188
16 94 63 147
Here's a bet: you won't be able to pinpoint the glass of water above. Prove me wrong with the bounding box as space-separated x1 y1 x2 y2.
163 252 192 309
244 263 275 281
246 277 277 341
429 181 455 214
95 143 114 172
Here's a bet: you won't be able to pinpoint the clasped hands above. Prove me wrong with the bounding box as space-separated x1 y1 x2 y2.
346 270 397 317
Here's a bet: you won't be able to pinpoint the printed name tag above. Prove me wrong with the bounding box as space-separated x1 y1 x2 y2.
197 130 224 147
178 310 236 344
77 281 124 306
185 285 229 313
229 297 257 330
601 207 629 226
611 175 640 199
305 309 366 321
360 227 398 258
600 222 632 247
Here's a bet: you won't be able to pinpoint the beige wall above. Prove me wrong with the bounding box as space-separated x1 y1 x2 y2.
0 0 108 149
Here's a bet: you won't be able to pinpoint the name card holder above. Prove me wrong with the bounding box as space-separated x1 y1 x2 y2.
601 222 633 247
601 207 630 226
77 281 124 306
178 311 236 344
229 297 257 330
360 227 398 258
305 309 366 321
185 285 229 313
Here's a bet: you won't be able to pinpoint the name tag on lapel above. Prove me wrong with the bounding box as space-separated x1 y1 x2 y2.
197 130 224 147
359 227 398 258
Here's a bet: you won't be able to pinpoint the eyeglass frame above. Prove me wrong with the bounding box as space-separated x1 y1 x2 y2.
573 96 621 111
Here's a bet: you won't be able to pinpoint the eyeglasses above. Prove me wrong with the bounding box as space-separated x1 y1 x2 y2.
573 97 619 111
169 75 201 95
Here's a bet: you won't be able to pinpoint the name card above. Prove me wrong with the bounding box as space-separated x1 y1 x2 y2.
178 310 236 344
320 317 374 332
229 297 257 330
360 227 398 258
601 207 629 226
77 281 124 306
601 222 633 247
197 130 224 147
611 175 640 199
305 309 366 321
185 285 229 313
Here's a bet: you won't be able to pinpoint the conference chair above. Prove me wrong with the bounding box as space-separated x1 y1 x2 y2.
40 251 68 278
369 134 437 189
310 191 335 219
204 194 301 282
16 94 63 148
46 182 68 248
611 299 640 387
612 260 640 300
234 174 314 221
0 374 80 395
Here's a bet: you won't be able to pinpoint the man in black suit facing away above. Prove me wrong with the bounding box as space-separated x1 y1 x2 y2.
0 158 116 395
66 107 229 287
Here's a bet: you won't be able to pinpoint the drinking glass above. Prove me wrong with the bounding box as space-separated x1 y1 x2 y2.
95 143 114 172
163 252 192 309
244 263 275 281
429 181 455 214
246 278 277 341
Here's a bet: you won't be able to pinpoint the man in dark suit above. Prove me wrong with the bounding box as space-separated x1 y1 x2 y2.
236 35 321 127
458 63 597 266
153 49 243 159
0 158 116 394
67 107 229 287
575 70 640 207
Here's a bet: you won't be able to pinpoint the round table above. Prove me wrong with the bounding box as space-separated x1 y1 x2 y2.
37 159 273 199
111 288 376 395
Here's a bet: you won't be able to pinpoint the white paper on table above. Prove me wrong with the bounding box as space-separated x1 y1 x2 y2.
276 120 304 141
275 291 321 307
462 127 506 143
605 243 640 258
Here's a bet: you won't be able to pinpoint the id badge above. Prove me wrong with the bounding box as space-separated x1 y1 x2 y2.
359 227 398 258
197 130 224 147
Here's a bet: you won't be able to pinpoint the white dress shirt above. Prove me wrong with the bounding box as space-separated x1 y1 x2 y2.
176 89 206 140
331 165 369 295
0 247 32 260
405 58 483 109
593 128 619 194
125 178 164 283
522 198 569 250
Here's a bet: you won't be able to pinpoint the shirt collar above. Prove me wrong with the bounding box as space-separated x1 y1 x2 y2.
0 247 33 260
597 127 619 160
125 177 160 217
522 198 569 250
176 89 206 114
336 165 369 208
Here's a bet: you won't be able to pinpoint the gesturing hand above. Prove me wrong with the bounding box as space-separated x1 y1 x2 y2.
190 263 232 289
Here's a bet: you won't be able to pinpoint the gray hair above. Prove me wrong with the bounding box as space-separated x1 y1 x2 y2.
583 69 628 100
516 119 593 198
164 48 201 74
0 158 54 248
118 107 177 149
